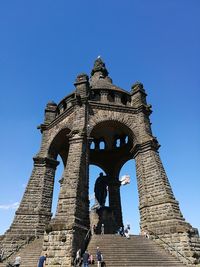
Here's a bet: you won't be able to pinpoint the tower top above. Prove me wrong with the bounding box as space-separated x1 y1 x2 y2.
91 57 109 77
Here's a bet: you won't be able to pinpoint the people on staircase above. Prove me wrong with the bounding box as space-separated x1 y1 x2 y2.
14 254 21 267
88 253 94 264
143 230 150 239
74 248 81 266
117 226 125 236
124 224 130 239
140 229 150 239
101 224 104 235
37 253 47 267
82 250 90 267
96 247 103 267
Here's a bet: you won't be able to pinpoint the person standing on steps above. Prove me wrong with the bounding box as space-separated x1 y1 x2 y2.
74 248 81 266
82 250 90 267
96 247 103 267
101 224 104 235
14 254 21 267
37 253 47 267
124 224 130 239
88 253 94 264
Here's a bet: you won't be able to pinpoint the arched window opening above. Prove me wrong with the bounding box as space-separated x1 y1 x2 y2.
99 140 105 150
116 138 120 148
125 136 128 144
90 141 95 149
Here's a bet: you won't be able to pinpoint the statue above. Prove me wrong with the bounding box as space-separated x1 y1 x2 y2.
94 172 108 207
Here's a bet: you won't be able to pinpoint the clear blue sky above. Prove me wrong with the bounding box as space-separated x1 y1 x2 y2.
0 0 199 235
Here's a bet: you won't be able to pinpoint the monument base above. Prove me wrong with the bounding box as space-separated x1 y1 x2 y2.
90 206 118 234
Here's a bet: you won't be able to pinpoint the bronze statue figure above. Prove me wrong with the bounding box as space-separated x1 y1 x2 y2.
94 172 108 207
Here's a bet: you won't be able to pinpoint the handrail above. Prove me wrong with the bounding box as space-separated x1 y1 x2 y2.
148 230 194 265
82 228 91 253
2 236 37 263
73 228 91 266
2 242 26 263
84 228 91 242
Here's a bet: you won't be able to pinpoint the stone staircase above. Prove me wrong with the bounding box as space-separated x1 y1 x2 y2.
0 237 43 267
0 235 188 267
87 234 187 267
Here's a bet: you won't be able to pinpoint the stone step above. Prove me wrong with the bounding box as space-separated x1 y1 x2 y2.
1 234 187 267
87 234 186 267
1 237 43 267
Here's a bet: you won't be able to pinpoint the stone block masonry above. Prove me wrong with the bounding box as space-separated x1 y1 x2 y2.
1 58 199 266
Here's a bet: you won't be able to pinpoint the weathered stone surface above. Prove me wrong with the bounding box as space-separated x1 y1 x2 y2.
1 59 199 266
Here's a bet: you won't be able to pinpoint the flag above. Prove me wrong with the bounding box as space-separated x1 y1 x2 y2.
120 175 130 185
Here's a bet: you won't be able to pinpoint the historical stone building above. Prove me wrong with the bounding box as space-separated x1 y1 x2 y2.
1 58 200 266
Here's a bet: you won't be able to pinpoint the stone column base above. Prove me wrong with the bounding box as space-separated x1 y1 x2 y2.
90 207 118 234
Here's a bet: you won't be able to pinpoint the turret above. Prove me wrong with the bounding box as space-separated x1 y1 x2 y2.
130 81 147 107
90 57 113 85
74 73 90 99
44 101 57 124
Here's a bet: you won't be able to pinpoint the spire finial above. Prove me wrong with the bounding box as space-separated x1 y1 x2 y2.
91 57 109 77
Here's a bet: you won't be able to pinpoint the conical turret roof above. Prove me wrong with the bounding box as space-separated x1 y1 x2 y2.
90 57 129 94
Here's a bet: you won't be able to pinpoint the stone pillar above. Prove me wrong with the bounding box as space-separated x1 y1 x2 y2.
108 180 123 230
74 73 89 99
130 82 147 107
43 134 90 267
44 101 57 124
133 139 200 265
37 101 57 157
133 139 186 233
2 157 59 256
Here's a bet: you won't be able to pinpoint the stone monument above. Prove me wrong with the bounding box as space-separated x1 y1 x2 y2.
0 58 200 266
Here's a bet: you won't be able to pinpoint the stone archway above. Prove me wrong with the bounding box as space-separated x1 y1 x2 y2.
1 58 200 266
89 120 134 177
88 120 134 233
47 128 71 218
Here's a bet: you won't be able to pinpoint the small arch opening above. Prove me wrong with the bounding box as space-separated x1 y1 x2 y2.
90 141 95 149
99 140 105 150
116 138 121 148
